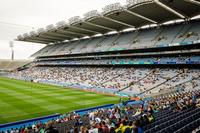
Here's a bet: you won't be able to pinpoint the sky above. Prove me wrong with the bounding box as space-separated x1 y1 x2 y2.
0 0 126 59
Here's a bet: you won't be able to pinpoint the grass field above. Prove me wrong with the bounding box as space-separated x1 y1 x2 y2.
0 77 120 124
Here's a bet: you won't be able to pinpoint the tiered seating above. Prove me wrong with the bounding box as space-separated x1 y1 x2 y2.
55 43 71 55
95 34 119 52
176 118 200 133
31 21 200 57
156 69 200 92
154 24 184 46
81 37 105 53
171 22 193 43
31 45 53 57
131 28 161 48
101 68 149 90
0 60 31 71
61 41 78 54
10 67 200 95
35 56 200 66
109 31 137 51
122 69 180 95
47 43 65 55
71 39 91 53
144 108 200 133
183 21 200 43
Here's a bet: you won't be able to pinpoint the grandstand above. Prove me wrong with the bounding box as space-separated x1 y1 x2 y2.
1 0 200 132
27 20 200 57
0 59 31 71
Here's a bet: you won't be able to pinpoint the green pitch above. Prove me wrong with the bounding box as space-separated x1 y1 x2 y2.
0 77 120 124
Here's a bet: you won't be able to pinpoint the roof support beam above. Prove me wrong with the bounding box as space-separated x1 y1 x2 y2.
155 0 186 19
32 36 61 42
57 29 87 37
71 26 100 34
185 0 200 5
125 9 157 24
39 34 66 41
103 16 135 28
46 32 74 39
24 39 49 44
84 21 116 31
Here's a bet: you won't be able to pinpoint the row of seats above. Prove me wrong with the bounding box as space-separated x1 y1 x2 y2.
145 108 200 133
32 20 200 57
10 67 200 96
35 56 200 66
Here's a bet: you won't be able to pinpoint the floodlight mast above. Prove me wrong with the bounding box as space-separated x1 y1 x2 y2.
9 41 14 60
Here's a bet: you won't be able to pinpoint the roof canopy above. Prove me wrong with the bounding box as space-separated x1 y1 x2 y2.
17 0 200 44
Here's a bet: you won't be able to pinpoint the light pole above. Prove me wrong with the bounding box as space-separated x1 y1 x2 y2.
9 41 14 60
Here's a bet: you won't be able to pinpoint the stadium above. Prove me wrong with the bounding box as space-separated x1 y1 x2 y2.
0 0 200 132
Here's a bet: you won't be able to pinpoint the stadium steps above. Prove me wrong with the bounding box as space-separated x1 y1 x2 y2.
48 43 69 55
80 37 105 52
107 34 121 51
94 36 106 48
54 43 69 55
181 23 197 43
79 39 93 50
59 43 72 52
170 24 185 43
127 31 140 48
116 70 154 93
45 44 59 55
41 45 56 56
137 72 183 96
152 28 165 46
96 35 119 51
91 70 129 89
71 39 92 53
166 76 200 91
172 24 193 43
30 45 49 57
128 31 140 48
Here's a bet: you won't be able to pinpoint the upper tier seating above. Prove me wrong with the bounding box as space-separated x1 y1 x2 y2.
32 21 200 57
109 31 137 51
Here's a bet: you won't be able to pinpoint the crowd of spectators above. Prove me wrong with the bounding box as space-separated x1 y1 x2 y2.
35 56 200 66
10 67 200 96
1 90 200 133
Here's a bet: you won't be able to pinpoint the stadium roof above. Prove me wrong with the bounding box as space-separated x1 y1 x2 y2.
16 0 200 44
